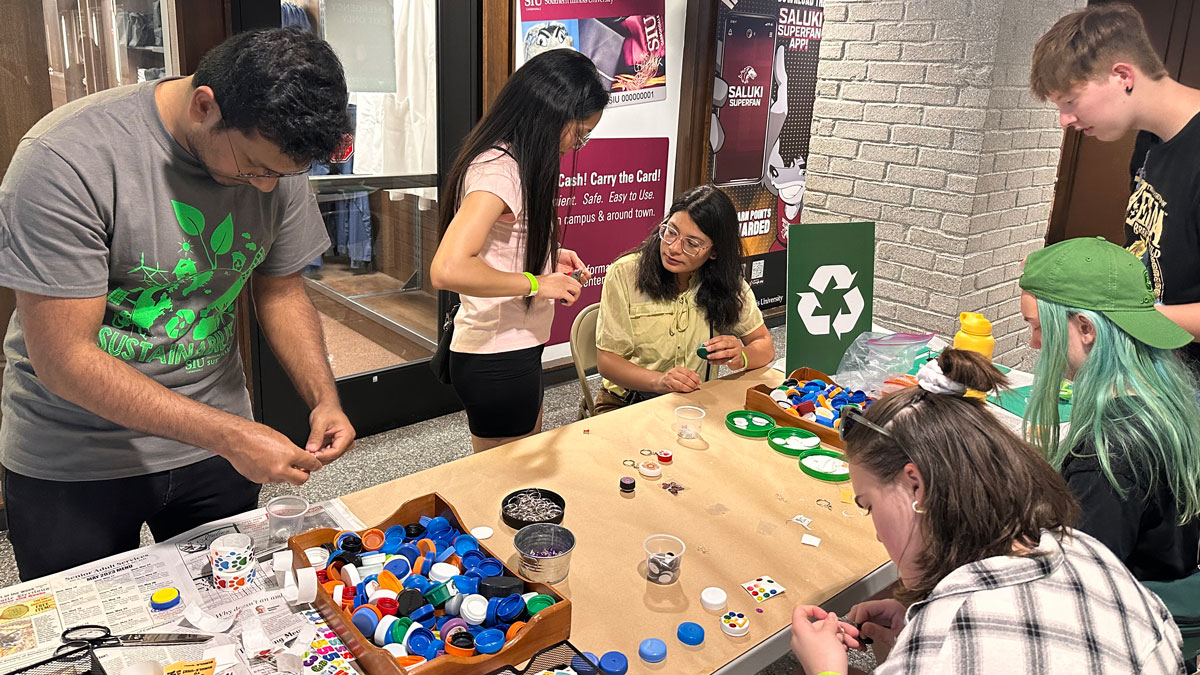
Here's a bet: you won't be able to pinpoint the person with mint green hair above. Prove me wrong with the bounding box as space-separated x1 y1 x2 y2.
1019 236 1200 582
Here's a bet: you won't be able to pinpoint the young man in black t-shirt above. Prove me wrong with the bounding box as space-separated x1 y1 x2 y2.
1031 3 1200 365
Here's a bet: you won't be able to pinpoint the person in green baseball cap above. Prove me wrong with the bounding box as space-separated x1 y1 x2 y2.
1019 236 1200 583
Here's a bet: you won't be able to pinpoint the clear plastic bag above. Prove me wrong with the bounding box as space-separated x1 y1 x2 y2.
835 332 934 398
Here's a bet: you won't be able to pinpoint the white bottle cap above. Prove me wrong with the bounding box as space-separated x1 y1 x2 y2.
701 586 727 611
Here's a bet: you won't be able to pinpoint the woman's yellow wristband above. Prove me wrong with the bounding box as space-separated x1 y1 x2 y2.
522 272 538 297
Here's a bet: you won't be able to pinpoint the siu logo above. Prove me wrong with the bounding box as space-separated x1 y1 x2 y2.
739 65 757 84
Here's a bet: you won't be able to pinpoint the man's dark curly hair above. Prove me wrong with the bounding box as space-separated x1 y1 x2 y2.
193 27 350 163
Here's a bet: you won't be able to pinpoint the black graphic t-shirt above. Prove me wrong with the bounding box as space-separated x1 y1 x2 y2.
1126 112 1200 365
0 80 330 480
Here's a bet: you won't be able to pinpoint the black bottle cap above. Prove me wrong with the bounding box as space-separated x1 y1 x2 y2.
330 551 362 567
405 523 426 539
620 476 636 492
449 631 475 649
340 534 363 553
395 588 426 617
479 575 525 599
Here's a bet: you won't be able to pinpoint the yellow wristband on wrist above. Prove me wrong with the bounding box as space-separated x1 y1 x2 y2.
522 272 538 297
815 672 845 675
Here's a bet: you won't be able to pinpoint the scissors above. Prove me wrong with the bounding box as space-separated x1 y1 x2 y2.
55 625 212 656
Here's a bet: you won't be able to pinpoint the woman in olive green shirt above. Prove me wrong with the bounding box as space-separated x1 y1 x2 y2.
595 185 775 413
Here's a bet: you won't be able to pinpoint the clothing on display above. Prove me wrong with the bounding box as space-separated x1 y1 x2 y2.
307 103 372 271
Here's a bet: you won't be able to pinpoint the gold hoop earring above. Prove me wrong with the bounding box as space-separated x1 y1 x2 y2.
911 500 925 514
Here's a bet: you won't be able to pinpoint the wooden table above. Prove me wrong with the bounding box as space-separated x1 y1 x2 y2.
342 368 894 674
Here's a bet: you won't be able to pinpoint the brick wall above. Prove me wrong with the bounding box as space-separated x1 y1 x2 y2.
801 0 1085 368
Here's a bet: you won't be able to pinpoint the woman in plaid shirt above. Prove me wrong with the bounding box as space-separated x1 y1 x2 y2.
789 349 1186 675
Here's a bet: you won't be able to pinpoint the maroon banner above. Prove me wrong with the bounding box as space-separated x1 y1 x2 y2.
550 137 670 345
520 0 663 21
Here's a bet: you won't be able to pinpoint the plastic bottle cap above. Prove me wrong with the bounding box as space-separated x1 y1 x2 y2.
479 575 524 599
428 562 458 583
638 638 667 663
149 587 181 611
409 603 434 624
460 594 489 625
638 462 662 478
470 526 494 540
382 642 407 658
720 611 749 637
374 615 399 646
405 626 435 655
453 535 480 555
362 529 386 551
619 476 636 492
677 621 705 646
656 450 673 464
352 606 380 637
497 593 526 623
475 628 506 654
701 587 727 611
525 594 556 616
572 652 601 674
476 558 505 578
599 650 629 674
422 582 452 607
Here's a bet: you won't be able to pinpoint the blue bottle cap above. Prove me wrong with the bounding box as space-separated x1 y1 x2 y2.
384 557 412 580
353 586 369 609
403 574 432 593
419 516 432 527
638 638 667 663
351 606 379 637
571 652 601 675
461 550 487 569
409 603 435 624
362 574 378 586
599 650 629 674
149 587 181 611
382 526 407 554
453 535 479 556
485 597 500 626
425 516 450 537
677 622 705 646
450 575 478 595
474 628 505 654
421 551 437 574
423 638 444 660
435 547 458 563
477 558 504 578
464 567 485 582
405 626 435 654
496 593 525 623
397 543 421 565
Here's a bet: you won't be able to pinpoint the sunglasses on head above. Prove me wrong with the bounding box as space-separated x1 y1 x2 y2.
839 406 896 444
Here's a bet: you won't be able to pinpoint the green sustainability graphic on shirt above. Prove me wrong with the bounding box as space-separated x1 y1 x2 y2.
97 200 266 373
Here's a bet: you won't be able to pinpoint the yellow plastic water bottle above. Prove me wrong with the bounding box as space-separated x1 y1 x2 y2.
953 312 995 360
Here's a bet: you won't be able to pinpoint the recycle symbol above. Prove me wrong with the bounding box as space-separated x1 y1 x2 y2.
796 265 864 338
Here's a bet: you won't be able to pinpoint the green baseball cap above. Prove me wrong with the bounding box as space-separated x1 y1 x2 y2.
1019 237 1193 350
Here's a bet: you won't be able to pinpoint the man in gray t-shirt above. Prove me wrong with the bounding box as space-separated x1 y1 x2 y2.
0 28 356 580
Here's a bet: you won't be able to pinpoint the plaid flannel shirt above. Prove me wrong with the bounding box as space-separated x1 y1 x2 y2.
877 529 1185 674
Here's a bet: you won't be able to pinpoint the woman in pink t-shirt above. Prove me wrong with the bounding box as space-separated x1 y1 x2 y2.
431 49 609 452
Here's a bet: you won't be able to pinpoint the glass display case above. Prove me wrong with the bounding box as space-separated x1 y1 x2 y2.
42 0 177 109
280 0 442 379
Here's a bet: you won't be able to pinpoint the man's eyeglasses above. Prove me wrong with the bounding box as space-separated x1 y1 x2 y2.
224 129 311 180
658 221 712 258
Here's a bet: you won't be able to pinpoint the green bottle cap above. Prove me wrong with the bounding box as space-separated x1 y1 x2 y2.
526 594 556 616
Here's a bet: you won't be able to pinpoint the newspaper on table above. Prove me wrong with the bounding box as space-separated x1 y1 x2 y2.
0 499 364 674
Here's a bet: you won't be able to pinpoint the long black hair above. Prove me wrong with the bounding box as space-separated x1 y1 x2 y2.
440 49 609 283
633 185 746 334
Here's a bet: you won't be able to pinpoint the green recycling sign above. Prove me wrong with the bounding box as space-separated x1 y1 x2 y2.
786 222 875 374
